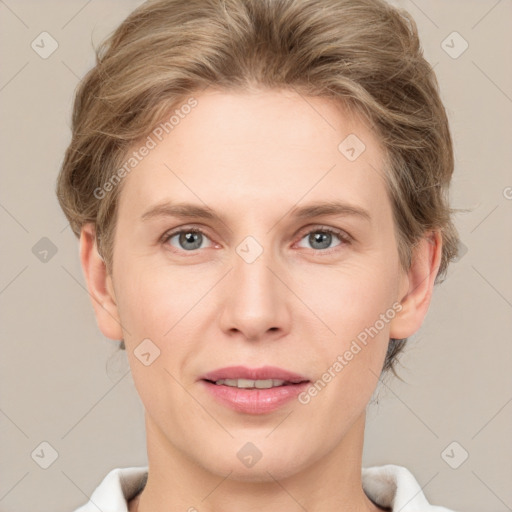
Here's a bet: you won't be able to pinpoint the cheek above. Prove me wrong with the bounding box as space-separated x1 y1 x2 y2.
113 258 190 336
300 260 397 389
113 265 189 414
300 257 398 337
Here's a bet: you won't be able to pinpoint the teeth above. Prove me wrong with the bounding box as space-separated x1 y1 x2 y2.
214 378 286 389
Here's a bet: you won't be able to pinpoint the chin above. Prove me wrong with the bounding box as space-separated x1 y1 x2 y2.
200 447 309 483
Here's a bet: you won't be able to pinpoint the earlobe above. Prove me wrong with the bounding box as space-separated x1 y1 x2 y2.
79 224 124 340
389 231 442 340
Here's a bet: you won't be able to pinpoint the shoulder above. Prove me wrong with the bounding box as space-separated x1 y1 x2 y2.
72 466 148 512
362 464 458 512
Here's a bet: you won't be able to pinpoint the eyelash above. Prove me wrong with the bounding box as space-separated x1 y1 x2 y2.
160 225 352 256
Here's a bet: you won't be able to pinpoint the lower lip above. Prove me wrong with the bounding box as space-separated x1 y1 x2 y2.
200 380 310 414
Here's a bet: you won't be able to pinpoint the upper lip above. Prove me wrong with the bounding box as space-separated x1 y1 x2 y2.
200 366 310 383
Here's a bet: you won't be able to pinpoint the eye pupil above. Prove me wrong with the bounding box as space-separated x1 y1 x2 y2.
310 231 332 250
180 231 202 250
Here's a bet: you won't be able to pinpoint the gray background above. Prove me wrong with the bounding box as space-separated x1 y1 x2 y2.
0 0 511 511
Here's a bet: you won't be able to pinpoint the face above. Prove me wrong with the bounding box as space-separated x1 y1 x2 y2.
103 89 410 480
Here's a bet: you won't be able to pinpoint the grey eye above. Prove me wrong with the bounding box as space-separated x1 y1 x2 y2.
297 230 343 251
167 230 211 251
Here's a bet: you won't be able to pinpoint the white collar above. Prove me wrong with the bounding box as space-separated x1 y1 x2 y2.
74 464 456 511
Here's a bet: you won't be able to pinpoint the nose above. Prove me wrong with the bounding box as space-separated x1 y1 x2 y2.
218 240 292 342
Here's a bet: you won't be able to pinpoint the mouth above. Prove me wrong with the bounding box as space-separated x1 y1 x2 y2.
200 365 310 386
202 378 308 389
199 366 311 414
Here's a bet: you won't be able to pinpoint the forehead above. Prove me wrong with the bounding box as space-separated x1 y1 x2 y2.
117 88 389 223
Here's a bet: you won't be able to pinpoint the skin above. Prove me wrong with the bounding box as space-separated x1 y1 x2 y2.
80 88 442 512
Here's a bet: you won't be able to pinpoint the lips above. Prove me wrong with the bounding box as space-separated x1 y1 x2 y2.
200 365 310 384
199 366 311 414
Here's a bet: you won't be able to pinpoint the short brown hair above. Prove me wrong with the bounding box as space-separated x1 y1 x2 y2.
56 0 460 376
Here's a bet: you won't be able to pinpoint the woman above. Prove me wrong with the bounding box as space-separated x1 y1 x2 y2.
57 0 460 510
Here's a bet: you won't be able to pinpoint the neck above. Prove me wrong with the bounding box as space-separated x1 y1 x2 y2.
130 411 386 512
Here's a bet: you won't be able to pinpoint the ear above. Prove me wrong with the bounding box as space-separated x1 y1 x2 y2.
389 230 442 340
79 223 124 340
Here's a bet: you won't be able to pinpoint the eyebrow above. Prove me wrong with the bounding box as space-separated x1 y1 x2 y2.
140 200 371 224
